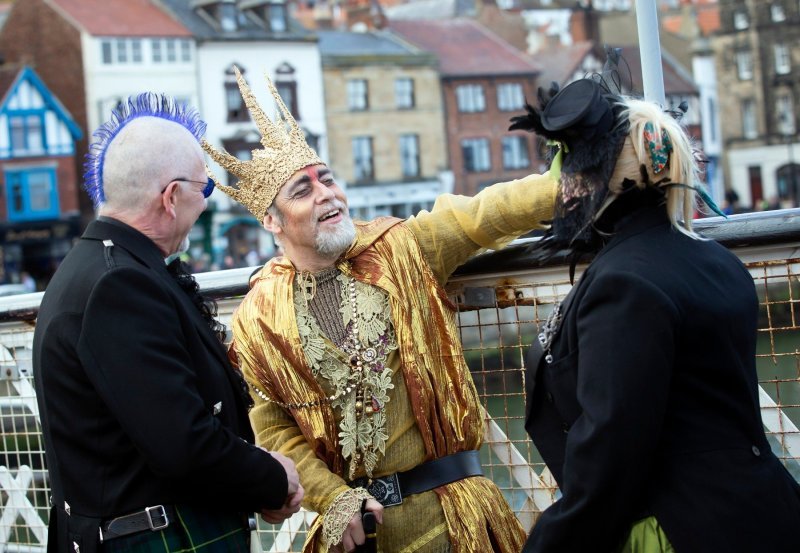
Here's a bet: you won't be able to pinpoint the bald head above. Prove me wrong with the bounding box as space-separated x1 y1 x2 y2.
99 117 204 215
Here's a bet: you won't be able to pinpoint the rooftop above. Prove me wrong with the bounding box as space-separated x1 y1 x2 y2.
156 0 313 42
533 41 597 87
316 29 421 57
389 18 540 78
47 0 190 37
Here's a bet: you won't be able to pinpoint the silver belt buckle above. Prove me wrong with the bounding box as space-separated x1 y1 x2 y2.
145 505 169 531
367 473 403 507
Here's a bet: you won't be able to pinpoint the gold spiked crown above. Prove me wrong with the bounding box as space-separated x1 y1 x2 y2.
202 67 323 220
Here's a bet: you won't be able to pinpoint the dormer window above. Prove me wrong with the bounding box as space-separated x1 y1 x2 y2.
239 1 289 32
192 0 245 32
269 4 288 32
220 3 238 31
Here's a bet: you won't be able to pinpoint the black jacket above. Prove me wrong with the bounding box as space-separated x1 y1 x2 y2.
33 217 288 552
524 205 800 552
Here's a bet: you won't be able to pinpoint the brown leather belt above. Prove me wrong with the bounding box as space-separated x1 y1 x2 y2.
99 504 174 543
349 450 483 507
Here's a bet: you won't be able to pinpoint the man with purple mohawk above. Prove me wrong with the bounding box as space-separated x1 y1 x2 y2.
32 94 302 552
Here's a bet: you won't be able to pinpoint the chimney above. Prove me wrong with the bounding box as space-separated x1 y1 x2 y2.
570 4 599 43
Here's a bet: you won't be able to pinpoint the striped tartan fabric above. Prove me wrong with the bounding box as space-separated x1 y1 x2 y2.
100 505 251 553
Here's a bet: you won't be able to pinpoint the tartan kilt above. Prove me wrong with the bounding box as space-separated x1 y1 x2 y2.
100 505 251 553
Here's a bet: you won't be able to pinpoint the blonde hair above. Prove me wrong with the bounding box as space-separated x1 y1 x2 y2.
607 98 701 238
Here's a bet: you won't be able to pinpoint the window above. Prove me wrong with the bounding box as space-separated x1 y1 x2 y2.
150 38 189 63
456 84 486 113
131 39 142 63
269 4 288 32
166 39 177 62
502 136 530 170
352 136 374 182
733 11 748 30
777 164 799 204
225 82 248 122
735 50 753 80
275 62 300 119
347 80 368 111
101 38 144 65
9 114 44 155
461 138 491 172
742 99 757 139
775 43 791 75
399 134 420 178
222 139 256 186
224 65 248 122
116 38 128 63
180 39 192 62
707 96 717 142
219 2 238 32
152 39 162 63
101 40 113 64
771 3 786 22
276 81 299 119
395 78 415 109
777 94 795 135
4 168 59 222
497 83 525 111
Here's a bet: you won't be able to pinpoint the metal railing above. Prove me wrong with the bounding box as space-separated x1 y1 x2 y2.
2 209 800 552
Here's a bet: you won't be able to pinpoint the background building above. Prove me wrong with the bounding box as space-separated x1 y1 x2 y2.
157 0 328 268
0 66 82 290
713 0 799 210
391 18 542 196
317 28 449 219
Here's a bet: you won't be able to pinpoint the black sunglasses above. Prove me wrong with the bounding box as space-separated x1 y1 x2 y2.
161 177 215 198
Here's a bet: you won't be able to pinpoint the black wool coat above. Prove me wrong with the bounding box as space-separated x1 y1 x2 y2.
33 217 288 552
524 205 800 553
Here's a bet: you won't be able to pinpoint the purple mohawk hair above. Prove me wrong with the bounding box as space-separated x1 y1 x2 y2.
83 93 207 208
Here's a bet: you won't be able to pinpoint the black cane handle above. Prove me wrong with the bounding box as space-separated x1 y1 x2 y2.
354 499 377 553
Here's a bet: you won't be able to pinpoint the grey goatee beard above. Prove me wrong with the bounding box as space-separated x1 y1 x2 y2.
315 214 356 259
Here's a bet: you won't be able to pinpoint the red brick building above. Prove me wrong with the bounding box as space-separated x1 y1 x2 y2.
391 19 542 196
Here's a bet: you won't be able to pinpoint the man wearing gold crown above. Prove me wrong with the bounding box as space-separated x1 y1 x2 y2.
203 69 555 553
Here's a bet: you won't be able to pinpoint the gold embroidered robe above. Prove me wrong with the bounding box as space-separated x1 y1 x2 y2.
231 173 556 552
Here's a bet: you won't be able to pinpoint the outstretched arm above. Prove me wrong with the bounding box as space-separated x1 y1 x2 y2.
405 172 557 284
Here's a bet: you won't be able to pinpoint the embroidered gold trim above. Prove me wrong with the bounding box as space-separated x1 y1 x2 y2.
322 487 373 548
294 270 397 478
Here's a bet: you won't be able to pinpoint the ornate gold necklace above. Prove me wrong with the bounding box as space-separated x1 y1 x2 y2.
253 271 396 478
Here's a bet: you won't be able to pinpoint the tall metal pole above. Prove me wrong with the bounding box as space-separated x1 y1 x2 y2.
635 0 666 105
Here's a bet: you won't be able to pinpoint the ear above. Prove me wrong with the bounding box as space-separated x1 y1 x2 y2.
161 181 178 219
262 210 282 236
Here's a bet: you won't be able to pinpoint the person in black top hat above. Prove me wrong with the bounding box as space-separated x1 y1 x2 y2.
512 57 800 553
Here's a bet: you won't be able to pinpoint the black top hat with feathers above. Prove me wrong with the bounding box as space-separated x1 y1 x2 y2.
509 48 632 267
